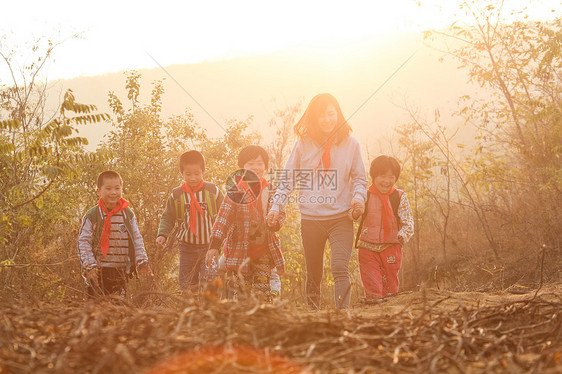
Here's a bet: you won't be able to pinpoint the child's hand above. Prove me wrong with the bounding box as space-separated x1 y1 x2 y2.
206 249 219 267
86 267 100 288
155 235 166 249
350 198 365 220
266 210 280 228
139 263 154 278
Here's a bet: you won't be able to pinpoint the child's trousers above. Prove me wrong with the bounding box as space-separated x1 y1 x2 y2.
358 244 402 299
226 254 273 301
87 267 127 297
178 242 208 291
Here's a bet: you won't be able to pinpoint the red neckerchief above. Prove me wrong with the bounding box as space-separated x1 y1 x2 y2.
369 184 396 241
238 177 269 218
182 180 205 237
98 197 129 258
315 136 335 171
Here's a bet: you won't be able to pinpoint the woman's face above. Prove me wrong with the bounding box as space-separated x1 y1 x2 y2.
316 104 338 135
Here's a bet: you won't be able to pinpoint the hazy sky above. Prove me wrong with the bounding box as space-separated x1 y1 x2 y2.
1 0 559 82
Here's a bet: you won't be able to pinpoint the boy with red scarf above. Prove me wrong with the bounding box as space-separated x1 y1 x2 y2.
156 151 224 291
78 171 152 296
355 156 414 302
205 145 285 302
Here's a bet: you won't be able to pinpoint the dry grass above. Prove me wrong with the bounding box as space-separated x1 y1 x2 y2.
1 283 561 373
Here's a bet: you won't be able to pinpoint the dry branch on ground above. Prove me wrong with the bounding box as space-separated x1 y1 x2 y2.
0 285 561 374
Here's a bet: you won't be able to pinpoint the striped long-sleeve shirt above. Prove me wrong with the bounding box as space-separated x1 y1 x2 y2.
77 207 148 271
176 189 215 244
157 182 224 245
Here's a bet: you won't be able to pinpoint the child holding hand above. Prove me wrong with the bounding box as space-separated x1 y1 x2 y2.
206 145 285 302
355 156 414 301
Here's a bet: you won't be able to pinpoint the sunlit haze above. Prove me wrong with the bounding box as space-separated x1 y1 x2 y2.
1 0 559 81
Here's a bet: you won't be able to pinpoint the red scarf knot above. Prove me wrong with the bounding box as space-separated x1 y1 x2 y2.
315 136 335 171
98 197 130 258
182 180 205 238
237 176 269 217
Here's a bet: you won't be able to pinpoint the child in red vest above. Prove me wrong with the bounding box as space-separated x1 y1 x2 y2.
156 151 224 292
355 156 414 301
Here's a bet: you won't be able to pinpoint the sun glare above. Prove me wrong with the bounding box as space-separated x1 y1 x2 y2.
0 0 560 81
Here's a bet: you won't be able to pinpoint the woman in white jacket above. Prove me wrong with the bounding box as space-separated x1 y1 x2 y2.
267 93 367 309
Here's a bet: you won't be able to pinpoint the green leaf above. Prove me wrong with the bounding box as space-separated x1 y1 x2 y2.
35 196 44 210
0 119 21 130
0 143 15 154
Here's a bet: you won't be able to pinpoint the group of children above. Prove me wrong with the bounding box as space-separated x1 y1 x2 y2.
77 93 414 308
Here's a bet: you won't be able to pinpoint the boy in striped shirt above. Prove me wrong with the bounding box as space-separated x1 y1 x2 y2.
78 170 152 297
156 151 224 292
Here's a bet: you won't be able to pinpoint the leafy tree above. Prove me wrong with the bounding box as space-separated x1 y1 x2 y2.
96 71 259 289
267 98 303 171
0 39 108 247
0 37 108 298
427 1 561 253
395 118 436 284
265 100 307 302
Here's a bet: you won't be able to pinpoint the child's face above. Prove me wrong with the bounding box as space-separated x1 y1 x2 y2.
96 177 123 209
316 104 338 136
243 155 266 179
373 169 396 194
181 163 204 188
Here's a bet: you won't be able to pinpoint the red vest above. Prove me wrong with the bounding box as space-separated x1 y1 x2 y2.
358 192 401 244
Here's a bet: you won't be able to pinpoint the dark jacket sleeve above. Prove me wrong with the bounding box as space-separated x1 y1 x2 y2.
214 187 225 222
208 194 234 252
157 193 177 238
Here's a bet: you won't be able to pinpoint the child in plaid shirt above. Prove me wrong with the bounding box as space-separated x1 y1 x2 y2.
206 145 285 302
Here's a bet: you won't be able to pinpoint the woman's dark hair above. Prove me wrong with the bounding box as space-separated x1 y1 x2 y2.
179 150 205 172
237 145 269 169
293 93 351 144
370 155 401 180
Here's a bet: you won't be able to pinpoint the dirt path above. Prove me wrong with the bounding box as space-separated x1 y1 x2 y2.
351 282 562 319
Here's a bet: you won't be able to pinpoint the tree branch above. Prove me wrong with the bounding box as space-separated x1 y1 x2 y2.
9 179 54 211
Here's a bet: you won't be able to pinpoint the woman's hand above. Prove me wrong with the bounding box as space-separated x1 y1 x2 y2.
350 198 365 220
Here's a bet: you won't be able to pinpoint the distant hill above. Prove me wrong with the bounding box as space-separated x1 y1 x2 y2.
50 32 483 154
